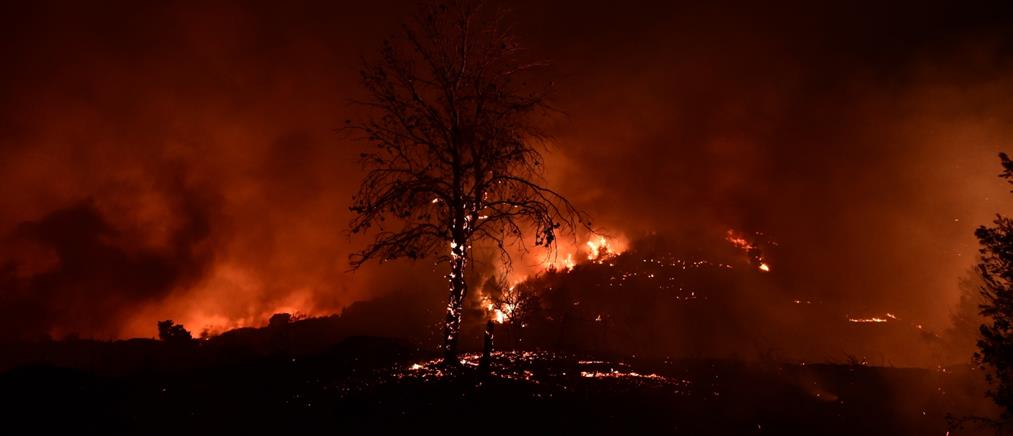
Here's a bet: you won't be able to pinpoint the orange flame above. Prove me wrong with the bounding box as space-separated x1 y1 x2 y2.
725 229 772 272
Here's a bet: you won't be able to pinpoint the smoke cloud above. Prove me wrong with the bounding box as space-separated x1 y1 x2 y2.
1 0 1012 350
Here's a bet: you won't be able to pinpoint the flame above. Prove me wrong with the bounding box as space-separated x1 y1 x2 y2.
493 308 507 324
847 312 926 327
490 302 516 324
544 252 576 271
725 229 772 272
848 317 888 323
486 233 628 325
481 288 516 324
587 237 609 261
725 232 752 250
585 235 623 262
540 234 625 272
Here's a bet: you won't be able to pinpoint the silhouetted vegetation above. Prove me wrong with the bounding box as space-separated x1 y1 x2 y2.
269 313 294 328
975 152 1013 422
0 283 1000 435
347 1 585 364
157 320 195 345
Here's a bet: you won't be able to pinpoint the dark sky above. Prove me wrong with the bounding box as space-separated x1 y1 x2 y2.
1 0 1013 340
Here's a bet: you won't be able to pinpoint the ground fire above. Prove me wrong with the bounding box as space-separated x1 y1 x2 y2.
2 0 1013 434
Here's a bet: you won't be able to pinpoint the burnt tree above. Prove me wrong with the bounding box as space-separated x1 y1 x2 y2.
348 2 586 365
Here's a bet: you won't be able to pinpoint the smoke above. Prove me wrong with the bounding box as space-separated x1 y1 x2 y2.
0 1 399 339
528 0 1013 330
0 181 214 339
1 0 1013 351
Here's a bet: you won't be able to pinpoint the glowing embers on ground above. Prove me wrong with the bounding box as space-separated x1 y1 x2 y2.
847 313 897 323
597 255 736 302
397 351 692 392
399 351 552 383
847 317 888 323
578 364 689 387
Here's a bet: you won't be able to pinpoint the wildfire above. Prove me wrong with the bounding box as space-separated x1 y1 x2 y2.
541 235 625 272
725 231 752 250
544 252 576 272
847 312 907 324
848 317 888 323
725 229 772 272
482 290 516 324
586 237 610 261
486 304 514 324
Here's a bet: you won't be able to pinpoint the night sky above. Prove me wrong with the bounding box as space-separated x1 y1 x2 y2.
1 0 1012 347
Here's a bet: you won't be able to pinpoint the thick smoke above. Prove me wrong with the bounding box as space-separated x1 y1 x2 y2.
0 178 214 339
526 1 1013 330
1 0 1013 350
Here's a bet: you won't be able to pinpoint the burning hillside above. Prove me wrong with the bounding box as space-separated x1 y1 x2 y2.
466 232 946 367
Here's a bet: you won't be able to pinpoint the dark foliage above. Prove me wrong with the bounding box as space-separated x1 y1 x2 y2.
347 1 585 363
269 313 294 328
157 320 195 345
975 152 1013 421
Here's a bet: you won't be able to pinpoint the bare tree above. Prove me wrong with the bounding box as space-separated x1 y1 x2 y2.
347 2 587 365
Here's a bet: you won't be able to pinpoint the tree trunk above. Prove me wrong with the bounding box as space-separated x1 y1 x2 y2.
479 320 494 374
442 238 468 365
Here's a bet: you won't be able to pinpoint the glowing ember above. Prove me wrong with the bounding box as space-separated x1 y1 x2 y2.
397 351 692 393
758 262 771 272
848 317 888 323
580 370 665 380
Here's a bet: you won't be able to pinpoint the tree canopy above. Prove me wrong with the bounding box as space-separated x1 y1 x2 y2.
347 2 587 363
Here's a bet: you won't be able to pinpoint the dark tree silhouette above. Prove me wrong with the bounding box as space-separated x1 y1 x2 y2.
347 2 586 365
269 312 294 328
975 152 1013 420
157 320 195 345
